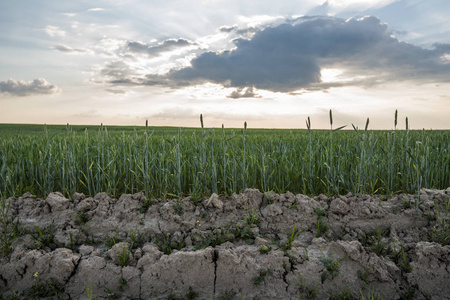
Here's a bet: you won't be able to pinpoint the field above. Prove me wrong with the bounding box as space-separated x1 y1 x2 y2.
1 114 450 299
1 114 449 201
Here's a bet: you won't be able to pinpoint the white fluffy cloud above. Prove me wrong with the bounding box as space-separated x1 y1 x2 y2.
0 78 61 97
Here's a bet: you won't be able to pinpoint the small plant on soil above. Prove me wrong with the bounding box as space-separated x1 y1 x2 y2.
85 281 98 300
118 276 128 291
0 204 22 257
103 286 119 299
66 229 84 250
116 244 131 267
357 269 372 290
329 288 357 300
217 291 237 300
314 207 329 238
0 288 19 300
360 228 391 256
428 198 450 245
315 207 328 218
27 273 65 299
232 223 257 242
154 233 185 255
139 197 154 213
74 210 90 226
297 273 319 299
30 221 57 250
251 268 271 286
104 231 121 250
259 245 272 254
400 286 416 300
185 286 199 300
128 226 143 249
321 253 343 282
245 210 260 226
360 289 384 300
194 226 234 250
401 199 412 209
316 217 329 238
400 247 413 273
172 201 183 216
276 224 305 253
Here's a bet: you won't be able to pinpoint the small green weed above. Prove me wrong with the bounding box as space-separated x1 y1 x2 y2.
0 288 19 300
400 247 413 273
245 210 260 226
85 281 98 300
139 197 153 213
329 288 357 300
194 226 234 250
74 210 89 226
276 224 305 253
360 228 391 256
66 229 84 250
30 222 57 250
360 289 384 300
252 268 271 286
321 253 343 282
297 273 319 299
259 245 272 254
185 286 199 300
103 286 119 299
104 232 120 250
217 291 237 300
172 202 183 216
27 274 65 299
357 269 372 289
316 217 329 238
429 199 450 245
116 244 131 267
315 207 328 218
118 276 128 291
154 233 185 255
128 227 143 249
400 286 416 300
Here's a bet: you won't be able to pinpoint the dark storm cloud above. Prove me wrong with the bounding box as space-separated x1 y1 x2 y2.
126 38 196 57
167 16 450 92
0 78 61 97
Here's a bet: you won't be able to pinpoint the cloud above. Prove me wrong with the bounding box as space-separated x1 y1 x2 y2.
87 8 105 12
44 25 66 37
166 16 450 92
0 79 61 97
219 25 238 33
52 44 91 54
126 38 196 57
105 88 127 94
227 86 261 99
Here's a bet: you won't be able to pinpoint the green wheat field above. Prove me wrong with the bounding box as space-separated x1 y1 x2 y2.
1 112 449 200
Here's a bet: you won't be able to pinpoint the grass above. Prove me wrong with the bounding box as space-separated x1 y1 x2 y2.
0 112 448 200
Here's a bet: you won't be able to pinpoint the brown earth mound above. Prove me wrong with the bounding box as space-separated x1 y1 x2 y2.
1 188 450 299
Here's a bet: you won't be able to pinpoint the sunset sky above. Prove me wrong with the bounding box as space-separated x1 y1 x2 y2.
1 0 449 129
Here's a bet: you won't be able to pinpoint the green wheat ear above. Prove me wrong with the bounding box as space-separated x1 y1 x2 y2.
394 109 398 128
329 109 333 126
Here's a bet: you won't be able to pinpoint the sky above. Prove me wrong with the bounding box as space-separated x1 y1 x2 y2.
0 0 449 129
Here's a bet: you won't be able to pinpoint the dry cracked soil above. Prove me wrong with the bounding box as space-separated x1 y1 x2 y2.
1 188 450 299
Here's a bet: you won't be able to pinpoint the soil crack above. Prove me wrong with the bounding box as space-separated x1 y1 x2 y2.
212 249 219 296
64 253 81 286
